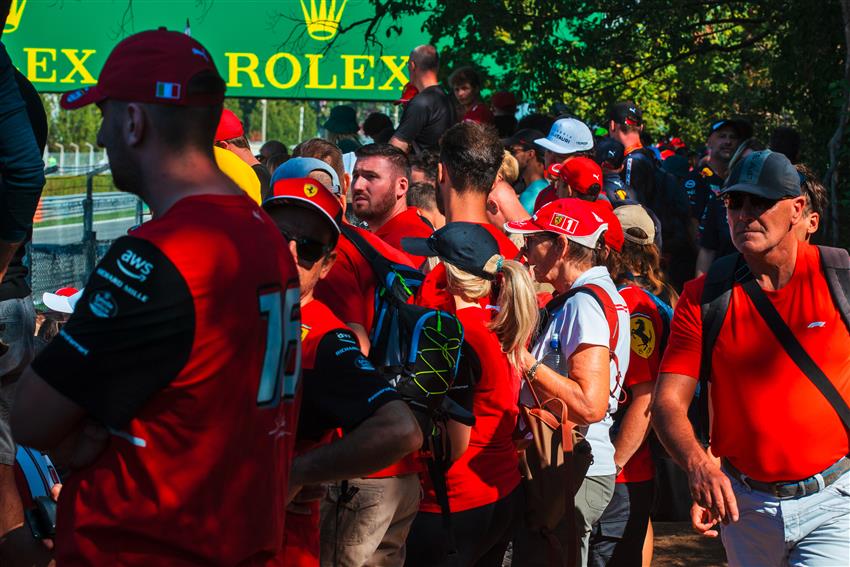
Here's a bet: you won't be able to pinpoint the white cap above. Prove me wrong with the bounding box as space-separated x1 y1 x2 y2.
535 118 594 155
42 288 84 314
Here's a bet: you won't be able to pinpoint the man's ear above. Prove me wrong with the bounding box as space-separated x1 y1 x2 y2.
396 174 409 199
486 198 499 215
319 250 337 279
125 103 146 147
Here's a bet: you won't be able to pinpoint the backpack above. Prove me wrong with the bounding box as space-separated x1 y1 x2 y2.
521 283 621 566
631 148 692 254
340 225 470 548
697 246 850 444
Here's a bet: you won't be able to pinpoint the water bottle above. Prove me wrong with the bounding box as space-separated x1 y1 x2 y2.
541 336 567 376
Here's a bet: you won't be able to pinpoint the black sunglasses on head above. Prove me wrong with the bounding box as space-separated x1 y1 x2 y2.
279 229 331 266
722 192 794 212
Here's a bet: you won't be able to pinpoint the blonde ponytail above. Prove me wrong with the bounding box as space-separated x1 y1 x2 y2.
489 260 539 371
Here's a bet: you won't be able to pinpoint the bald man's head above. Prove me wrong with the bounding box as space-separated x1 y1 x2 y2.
410 45 439 73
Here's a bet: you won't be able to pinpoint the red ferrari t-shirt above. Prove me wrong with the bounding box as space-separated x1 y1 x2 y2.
313 223 420 478
420 306 521 513
660 243 850 481
373 206 434 267
315 223 414 334
418 223 520 313
615 286 662 484
33 194 301 566
283 300 398 566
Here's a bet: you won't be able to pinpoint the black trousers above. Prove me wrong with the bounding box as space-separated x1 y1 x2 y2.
588 480 654 567
405 485 523 567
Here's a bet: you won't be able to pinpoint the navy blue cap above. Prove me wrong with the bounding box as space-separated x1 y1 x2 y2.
401 222 503 280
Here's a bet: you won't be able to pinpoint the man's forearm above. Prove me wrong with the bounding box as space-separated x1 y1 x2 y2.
290 400 422 486
652 375 709 471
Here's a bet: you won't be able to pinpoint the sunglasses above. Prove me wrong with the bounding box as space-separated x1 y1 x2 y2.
722 192 794 213
279 229 331 266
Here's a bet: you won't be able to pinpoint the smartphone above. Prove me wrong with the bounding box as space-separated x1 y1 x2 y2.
25 496 57 540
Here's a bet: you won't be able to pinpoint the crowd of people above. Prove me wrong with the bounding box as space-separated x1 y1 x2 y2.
0 25 848 567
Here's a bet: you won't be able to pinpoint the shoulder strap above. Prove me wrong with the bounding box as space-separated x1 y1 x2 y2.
697 252 744 444
818 245 850 334
340 224 382 267
579 284 619 354
740 271 850 432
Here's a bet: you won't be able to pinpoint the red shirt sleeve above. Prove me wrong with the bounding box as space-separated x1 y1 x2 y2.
659 277 706 379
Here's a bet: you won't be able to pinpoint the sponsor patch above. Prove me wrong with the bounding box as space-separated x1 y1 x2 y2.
630 315 656 359
117 249 154 282
684 179 696 189
65 87 90 104
550 212 579 234
155 81 182 100
355 355 375 371
89 290 118 318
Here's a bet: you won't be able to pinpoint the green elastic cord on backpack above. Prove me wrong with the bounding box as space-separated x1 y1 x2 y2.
413 317 462 396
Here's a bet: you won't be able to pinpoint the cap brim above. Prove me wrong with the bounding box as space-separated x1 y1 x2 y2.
534 137 569 154
400 236 436 257
42 289 83 313
261 196 341 234
504 218 546 235
60 86 106 110
719 183 779 198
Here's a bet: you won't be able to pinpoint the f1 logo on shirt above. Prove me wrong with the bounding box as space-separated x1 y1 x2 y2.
117 249 154 282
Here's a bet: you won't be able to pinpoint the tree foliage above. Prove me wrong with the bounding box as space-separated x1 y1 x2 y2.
374 0 849 243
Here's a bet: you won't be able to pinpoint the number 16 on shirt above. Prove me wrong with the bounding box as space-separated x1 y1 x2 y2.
257 283 302 407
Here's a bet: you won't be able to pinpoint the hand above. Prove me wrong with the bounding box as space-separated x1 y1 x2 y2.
41 483 62 551
286 484 327 516
688 457 739 524
690 501 720 538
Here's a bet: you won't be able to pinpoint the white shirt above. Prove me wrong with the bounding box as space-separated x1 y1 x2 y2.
525 266 631 476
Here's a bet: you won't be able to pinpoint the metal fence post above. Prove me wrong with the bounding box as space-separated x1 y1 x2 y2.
84 164 110 274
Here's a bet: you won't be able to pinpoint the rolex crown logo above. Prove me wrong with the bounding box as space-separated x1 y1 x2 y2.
4 0 26 33
300 0 347 41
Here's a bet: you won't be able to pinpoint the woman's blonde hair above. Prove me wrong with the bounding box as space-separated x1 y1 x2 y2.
497 150 520 185
445 259 539 370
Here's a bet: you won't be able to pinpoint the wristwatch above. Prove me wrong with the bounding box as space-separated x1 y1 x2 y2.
527 360 542 383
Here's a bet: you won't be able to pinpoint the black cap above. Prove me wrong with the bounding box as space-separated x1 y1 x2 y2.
401 222 503 280
708 118 752 141
594 137 625 169
720 150 801 199
607 101 643 127
504 128 545 150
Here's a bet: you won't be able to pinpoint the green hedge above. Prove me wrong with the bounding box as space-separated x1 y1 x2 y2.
43 174 115 197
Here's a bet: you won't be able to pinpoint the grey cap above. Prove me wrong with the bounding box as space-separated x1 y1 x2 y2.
720 150 800 199
271 157 341 194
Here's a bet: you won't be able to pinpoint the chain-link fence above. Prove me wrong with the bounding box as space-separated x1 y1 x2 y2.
27 166 145 303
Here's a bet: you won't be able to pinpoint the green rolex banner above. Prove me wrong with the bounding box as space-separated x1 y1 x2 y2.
2 0 430 101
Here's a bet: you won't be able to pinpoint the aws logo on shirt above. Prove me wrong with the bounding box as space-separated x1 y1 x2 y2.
117 249 154 282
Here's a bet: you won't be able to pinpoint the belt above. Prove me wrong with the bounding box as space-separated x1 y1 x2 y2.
722 457 850 499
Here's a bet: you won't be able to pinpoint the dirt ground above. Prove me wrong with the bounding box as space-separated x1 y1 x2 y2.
652 522 727 566
503 521 727 566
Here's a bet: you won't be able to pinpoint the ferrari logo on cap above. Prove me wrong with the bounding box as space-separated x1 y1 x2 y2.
303 183 318 197
550 213 579 234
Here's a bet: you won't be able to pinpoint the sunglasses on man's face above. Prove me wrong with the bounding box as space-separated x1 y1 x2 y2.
279 229 330 266
722 192 793 213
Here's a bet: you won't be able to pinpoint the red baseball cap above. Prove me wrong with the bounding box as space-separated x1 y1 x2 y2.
591 200 624 252
546 162 563 180
490 90 517 112
60 29 224 110
262 177 342 235
505 198 608 249
559 157 603 195
394 82 419 106
215 108 244 142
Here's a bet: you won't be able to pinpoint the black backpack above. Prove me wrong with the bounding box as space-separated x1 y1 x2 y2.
697 246 850 443
631 148 693 253
340 225 472 548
